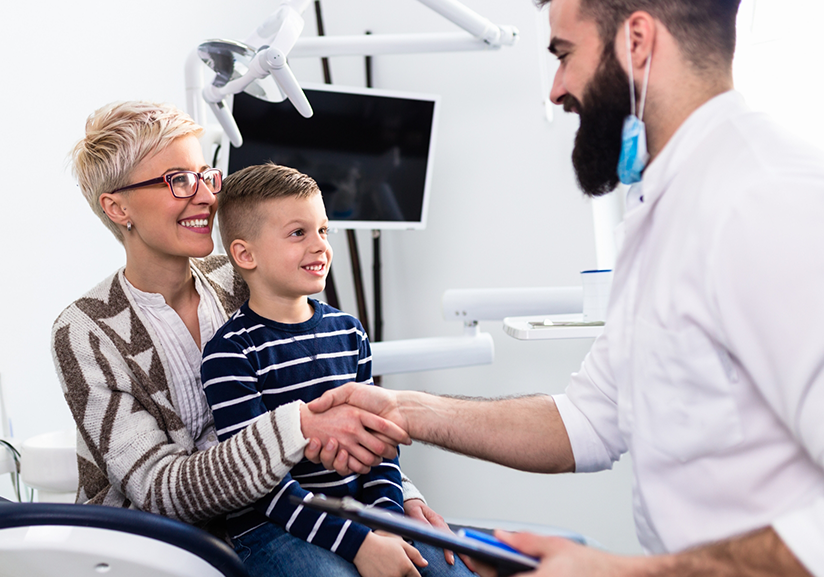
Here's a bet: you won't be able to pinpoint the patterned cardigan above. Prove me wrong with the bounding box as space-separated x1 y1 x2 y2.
51 255 309 524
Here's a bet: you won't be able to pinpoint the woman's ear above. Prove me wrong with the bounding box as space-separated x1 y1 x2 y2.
99 193 129 227
230 239 257 271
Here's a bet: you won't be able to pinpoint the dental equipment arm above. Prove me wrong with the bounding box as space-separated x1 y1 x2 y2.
368 286 582 376
190 0 518 145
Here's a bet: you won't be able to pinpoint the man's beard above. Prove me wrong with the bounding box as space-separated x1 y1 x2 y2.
564 47 633 197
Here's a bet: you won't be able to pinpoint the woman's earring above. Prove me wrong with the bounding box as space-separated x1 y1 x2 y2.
127 221 132 232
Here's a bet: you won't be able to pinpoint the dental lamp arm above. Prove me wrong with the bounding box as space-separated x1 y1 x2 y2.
203 98 243 148
245 0 312 49
204 46 311 116
416 0 517 46
289 32 509 58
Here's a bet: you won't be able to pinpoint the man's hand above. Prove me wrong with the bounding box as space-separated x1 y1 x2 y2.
471 527 813 577
307 382 408 432
477 531 636 577
404 499 458 566
299 402 410 475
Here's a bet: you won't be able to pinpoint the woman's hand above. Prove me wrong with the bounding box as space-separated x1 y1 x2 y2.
404 499 457 566
304 436 368 476
300 402 409 475
354 531 428 577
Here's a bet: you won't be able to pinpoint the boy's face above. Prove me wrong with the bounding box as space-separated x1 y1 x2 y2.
246 194 332 301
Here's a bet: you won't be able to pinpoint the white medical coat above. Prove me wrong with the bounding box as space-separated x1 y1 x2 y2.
554 91 824 575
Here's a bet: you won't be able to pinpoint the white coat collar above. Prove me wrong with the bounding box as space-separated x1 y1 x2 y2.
638 90 749 210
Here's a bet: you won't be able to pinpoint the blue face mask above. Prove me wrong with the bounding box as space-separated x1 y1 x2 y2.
617 22 652 185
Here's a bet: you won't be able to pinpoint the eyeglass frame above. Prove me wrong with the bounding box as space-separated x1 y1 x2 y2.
109 168 223 198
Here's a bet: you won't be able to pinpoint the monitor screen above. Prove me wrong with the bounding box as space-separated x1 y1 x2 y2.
227 84 439 230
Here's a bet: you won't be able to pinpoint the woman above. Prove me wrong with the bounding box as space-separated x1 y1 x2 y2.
51 101 444 540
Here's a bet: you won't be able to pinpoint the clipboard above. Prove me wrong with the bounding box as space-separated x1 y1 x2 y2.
293 495 540 576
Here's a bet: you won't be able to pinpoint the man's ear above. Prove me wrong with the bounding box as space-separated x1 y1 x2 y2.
617 11 656 73
99 193 129 227
230 239 257 271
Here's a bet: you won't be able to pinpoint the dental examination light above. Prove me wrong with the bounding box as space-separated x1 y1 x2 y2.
197 0 312 147
187 0 518 147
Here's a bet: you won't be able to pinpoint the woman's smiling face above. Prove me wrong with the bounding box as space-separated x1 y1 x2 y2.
114 134 218 263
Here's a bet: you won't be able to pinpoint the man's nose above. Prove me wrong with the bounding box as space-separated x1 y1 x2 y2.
549 66 567 105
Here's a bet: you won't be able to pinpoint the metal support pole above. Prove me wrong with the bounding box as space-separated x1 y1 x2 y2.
314 0 340 309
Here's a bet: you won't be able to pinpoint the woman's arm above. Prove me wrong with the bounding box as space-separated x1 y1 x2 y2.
53 305 376 523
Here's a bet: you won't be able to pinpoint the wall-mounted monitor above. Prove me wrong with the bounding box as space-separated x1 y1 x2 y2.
227 83 440 230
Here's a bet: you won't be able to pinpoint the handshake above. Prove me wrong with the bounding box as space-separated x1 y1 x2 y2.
298 382 409 477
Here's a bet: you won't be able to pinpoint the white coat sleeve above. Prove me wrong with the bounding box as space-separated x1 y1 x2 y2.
554 323 628 473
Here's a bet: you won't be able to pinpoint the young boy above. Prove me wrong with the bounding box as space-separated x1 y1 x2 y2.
201 163 470 577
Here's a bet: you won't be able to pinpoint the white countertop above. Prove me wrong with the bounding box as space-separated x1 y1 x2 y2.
503 314 604 341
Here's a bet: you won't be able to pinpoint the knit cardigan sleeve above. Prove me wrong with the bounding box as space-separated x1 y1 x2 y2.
51 258 307 523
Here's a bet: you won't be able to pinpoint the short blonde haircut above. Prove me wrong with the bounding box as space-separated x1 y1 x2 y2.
70 101 203 243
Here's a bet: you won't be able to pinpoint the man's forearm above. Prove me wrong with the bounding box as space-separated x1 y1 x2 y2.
635 527 811 577
395 391 575 474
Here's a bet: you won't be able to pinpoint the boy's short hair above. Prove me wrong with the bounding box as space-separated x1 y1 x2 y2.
218 162 321 258
70 101 203 243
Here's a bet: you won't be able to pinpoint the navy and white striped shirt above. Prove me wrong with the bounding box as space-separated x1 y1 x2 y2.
201 299 403 562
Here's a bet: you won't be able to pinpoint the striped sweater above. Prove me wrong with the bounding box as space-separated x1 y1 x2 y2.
201 299 404 563
50 256 307 525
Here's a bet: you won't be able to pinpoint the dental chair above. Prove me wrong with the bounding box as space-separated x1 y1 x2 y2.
0 499 248 577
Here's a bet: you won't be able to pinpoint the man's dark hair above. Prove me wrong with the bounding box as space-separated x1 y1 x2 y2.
541 0 741 71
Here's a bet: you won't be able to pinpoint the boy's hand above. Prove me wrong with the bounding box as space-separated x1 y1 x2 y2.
354 531 428 577
299 403 408 474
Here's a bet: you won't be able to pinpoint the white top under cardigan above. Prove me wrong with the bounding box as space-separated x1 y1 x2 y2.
124 273 223 451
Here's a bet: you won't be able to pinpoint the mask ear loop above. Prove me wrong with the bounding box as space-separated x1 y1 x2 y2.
625 21 653 122
625 21 636 118
638 50 652 122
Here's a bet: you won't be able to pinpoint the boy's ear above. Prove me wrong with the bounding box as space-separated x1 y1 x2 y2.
230 239 257 271
99 193 129 227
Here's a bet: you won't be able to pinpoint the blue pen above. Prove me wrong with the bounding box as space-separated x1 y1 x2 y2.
457 528 526 556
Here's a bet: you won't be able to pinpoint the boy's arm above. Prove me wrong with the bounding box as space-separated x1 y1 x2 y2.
359 456 405 514
250 471 372 563
201 338 272 441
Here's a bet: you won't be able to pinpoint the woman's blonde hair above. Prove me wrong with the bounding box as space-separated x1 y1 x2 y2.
70 101 203 242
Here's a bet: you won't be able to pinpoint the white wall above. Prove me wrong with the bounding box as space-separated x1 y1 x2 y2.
0 0 641 552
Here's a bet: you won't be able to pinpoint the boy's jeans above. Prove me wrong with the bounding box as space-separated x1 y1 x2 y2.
233 522 475 577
